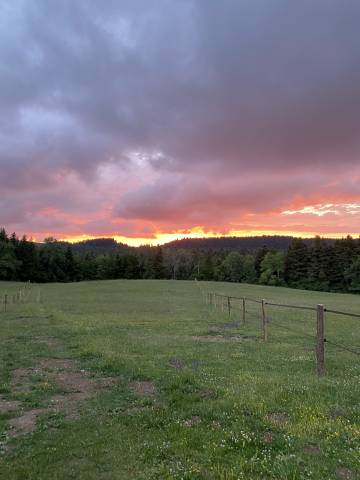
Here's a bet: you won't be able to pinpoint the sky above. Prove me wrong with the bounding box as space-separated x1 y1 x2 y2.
1 0 360 246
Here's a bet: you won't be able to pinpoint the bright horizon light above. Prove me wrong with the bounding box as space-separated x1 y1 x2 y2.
58 229 359 247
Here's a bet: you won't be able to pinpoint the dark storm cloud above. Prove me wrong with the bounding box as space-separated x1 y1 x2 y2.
1 0 360 236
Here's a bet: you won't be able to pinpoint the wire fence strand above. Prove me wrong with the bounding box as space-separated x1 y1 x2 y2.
201 285 360 368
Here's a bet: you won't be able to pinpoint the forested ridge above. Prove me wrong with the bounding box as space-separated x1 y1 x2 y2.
164 235 335 251
1 228 360 293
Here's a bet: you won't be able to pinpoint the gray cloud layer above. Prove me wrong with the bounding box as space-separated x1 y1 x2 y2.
1 0 360 236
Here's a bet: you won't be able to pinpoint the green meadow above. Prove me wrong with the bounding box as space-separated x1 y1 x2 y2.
0 280 359 479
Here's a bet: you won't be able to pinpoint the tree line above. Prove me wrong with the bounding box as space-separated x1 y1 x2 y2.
0 228 360 293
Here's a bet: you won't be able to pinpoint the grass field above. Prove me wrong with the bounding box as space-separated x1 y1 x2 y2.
0 280 359 480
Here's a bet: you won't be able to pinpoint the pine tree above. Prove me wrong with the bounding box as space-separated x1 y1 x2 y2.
284 239 310 288
114 254 126 278
64 245 79 281
39 240 67 282
254 246 269 281
15 236 39 282
152 247 165 279
345 257 360 292
307 237 329 291
0 239 17 280
200 253 214 281
0 228 8 243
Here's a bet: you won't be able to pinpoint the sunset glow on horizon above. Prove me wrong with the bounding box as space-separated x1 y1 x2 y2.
60 223 360 248
1 1 360 243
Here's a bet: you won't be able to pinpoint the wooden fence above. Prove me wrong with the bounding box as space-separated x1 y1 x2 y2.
196 283 360 376
0 281 34 312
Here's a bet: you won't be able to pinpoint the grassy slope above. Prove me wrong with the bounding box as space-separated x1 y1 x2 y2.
0 280 359 480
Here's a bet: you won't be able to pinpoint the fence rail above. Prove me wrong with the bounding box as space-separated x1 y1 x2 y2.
324 308 360 319
195 280 360 376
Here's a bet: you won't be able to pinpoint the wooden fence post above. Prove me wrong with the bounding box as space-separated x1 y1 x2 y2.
4 294 8 312
227 297 231 317
316 304 325 376
261 299 268 341
242 298 246 323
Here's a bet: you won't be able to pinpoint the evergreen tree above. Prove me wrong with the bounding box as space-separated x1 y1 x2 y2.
0 237 18 280
254 246 269 280
114 254 126 278
79 253 97 280
15 236 39 282
200 253 214 281
152 247 166 279
307 237 329 291
38 239 67 282
64 245 79 281
345 257 360 292
331 236 357 291
10 232 19 247
0 228 8 243
284 239 310 288
124 254 141 279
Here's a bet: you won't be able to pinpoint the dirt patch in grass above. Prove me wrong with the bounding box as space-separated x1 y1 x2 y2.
43 358 117 400
129 381 156 397
54 371 95 393
336 468 356 479
8 409 45 437
11 368 40 394
47 393 90 420
191 335 252 343
5 355 118 443
0 397 22 414
96 377 117 388
303 444 321 456
40 358 74 370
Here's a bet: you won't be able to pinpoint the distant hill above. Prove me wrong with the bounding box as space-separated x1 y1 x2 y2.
40 235 338 254
70 238 132 255
163 235 336 252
